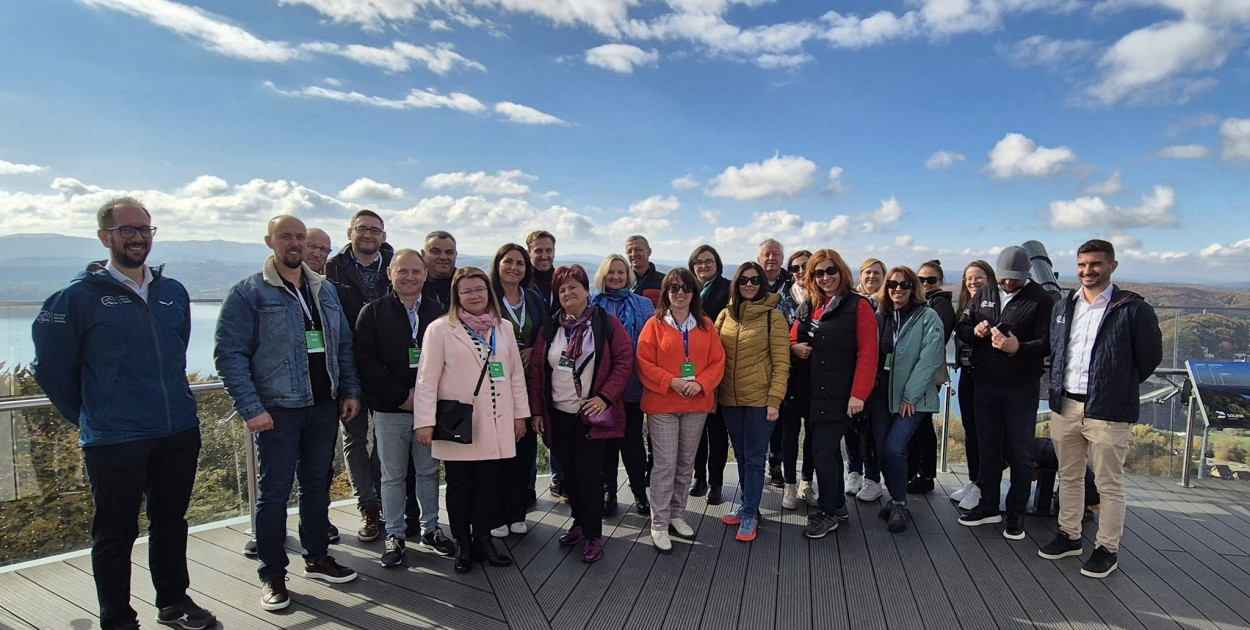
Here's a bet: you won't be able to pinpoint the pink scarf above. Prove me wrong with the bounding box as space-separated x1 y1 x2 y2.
460 310 497 337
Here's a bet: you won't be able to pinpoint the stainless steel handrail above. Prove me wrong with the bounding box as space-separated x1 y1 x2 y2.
0 381 225 412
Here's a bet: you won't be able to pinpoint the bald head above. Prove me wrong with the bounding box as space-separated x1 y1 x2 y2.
265 215 307 270
305 228 332 273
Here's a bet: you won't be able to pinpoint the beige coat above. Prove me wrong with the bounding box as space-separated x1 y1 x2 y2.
714 293 791 409
414 315 529 461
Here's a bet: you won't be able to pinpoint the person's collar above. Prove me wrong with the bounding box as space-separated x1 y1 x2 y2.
105 259 150 288
664 311 697 331
1077 283 1113 305
350 247 381 269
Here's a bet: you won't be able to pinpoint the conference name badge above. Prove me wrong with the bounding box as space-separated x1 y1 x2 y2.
681 361 697 381
489 361 506 382
306 330 326 354
408 347 421 368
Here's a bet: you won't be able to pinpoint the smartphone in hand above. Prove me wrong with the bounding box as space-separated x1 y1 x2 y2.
995 322 1014 336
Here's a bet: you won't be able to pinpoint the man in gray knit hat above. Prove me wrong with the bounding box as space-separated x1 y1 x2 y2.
954 245 1055 540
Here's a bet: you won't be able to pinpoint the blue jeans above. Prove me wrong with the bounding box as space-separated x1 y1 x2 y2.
871 403 929 503
255 400 338 581
375 411 441 538
722 406 775 516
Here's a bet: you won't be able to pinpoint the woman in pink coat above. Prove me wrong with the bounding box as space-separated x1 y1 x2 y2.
415 267 529 574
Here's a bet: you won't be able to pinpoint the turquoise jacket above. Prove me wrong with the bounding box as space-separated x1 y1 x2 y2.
879 305 946 414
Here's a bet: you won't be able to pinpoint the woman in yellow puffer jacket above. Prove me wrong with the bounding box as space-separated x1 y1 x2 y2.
714 262 791 542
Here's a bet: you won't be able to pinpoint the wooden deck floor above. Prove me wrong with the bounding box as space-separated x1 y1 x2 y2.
3 470 1250 630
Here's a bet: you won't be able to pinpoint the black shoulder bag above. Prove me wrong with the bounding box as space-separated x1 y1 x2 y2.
434 358 490 444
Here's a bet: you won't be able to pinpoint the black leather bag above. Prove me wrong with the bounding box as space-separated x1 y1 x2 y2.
434 359 490 444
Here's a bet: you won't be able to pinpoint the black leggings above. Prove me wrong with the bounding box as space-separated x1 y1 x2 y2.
554 409 607 538
779 399 814 484
693 409 729 487
603 401 649 496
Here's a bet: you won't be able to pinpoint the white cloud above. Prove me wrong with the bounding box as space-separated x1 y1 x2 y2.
428 18 451 31
181 175 229 196
539 190 560 200
278 0 636 36
671 174 699 190
494 102 568 125
628 195 680 217
391 194 597 250
924 150 965 170
263 81 487 112
997 35 1094 68
753 53 814 68
604 194 682 236
423 169 536 196
1220 117 1250 162
1087 20 1239 105
1108 233 1141 249
706 154 819 200
78 0 302 62
893 234 915 248
824 167 847 195
1152 144 1212 159
821 10 918 48
0 159 47 175
1081 169 1124 195
1049 185 1179 229
298 41 484 74
1197 237 1250 264
338 177 405 200
872 196 903 224
323 77 343 86
585 44 659 73
984 132 1079 179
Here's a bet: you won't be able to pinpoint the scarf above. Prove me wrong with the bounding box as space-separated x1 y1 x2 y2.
559 306 594 361
460 310 497 337
591 288 639 338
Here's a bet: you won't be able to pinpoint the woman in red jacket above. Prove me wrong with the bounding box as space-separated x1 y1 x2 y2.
790 249 878 539
527 265 634 563
636 268 726 554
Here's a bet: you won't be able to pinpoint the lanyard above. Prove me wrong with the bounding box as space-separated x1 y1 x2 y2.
503 297 526 329
292 276 317 329
892 310 902 347
681 325 691 360
407 302 421 345
467 327 496 359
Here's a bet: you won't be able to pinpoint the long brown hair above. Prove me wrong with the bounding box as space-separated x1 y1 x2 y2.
804 249 854 307
728 261 767 318
876 266 928 315
656 267 708 329
957 260 996 313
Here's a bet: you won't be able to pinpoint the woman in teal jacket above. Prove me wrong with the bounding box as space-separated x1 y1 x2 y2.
871 265 946 533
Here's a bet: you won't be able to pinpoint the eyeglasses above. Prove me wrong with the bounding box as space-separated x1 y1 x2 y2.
886 280 915 290
666 283 694 294
811 267 838 279
692 258 717 269
351 226 385 236
306 244 331 255
918 276 941 285
737 275 762 286
105 226 157 239
457 287 488 297
788 264 805 274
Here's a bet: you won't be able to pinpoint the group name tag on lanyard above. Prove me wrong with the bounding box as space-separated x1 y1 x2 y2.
408 346 421 368
293 280 325 354
470 327 506 382
680 325 697 381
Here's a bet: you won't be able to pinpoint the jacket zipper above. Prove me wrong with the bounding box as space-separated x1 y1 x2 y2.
1071 292 1128 418
101 272 174 431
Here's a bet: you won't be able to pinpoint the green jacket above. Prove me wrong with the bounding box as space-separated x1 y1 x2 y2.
880 305 946 414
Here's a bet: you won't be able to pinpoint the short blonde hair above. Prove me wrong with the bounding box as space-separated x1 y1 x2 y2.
593 254 636 292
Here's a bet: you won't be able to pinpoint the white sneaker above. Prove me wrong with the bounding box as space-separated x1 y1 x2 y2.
509 522 528 535
844 472 863 495
652 529 673 553
958 485 982 511
669 517 695 538
489 525 509 538
856 479 883 502
799 480 819 506
782 483 799 510
950 481 975 502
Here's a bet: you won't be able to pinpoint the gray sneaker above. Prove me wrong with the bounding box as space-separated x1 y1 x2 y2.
802 512 839 539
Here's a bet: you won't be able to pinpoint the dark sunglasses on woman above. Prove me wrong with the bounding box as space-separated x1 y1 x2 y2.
667 283 694 294
886 280 915 290
811 267 838 279
737 276 762 286
788 264 804 273
918 276 941 285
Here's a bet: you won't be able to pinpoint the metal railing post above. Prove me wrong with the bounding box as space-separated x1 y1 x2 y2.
939 384 953 474
1179 393 1198 488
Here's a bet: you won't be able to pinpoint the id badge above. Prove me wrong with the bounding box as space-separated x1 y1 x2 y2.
681 361 697 381
557 356 575 372
305 330 326 353
807 321 820 338
489 361 506 382
408 346 421 368
883 353 893 371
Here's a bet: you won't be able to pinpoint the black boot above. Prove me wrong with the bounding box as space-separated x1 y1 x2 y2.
454 537 473 574
706 485 724 506
689 478 709 497
604 492 619 516
474 536 513 567
633 487 651 516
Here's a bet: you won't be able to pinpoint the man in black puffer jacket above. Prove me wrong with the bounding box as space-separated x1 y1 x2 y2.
1037 239 1162 580
955 246 1055 540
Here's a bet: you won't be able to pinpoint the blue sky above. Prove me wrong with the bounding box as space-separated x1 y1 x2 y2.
1 0 1248 282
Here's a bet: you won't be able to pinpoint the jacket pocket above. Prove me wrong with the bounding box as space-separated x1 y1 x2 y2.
258 303 289 342
254 357 292 401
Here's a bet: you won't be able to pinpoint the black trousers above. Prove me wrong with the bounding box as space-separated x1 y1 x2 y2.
809 419 851 515
907 417 938 481
553 409 607 538
974 380 1038 515
82 427 200 630
693 409 728 487
779 399 814 484
958 374 980 482
500 424 539 524
603 401 649 496
444 459 503 540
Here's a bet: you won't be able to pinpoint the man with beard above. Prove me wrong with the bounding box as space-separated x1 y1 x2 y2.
34 197 217 630
527 230 556 309
421 231 458 310
626 235 663 307
216 215 361 612
305 228 333 274
325 210 393 543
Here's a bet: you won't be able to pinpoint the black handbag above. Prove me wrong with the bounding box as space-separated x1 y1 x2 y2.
434 358 490 444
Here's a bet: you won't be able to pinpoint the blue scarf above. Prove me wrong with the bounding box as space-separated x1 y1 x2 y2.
591 288 640 339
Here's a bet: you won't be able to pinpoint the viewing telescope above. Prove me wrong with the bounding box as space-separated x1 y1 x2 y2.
1022 240 1064 303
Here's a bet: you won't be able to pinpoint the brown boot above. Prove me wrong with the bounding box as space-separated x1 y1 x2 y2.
357 504 380 542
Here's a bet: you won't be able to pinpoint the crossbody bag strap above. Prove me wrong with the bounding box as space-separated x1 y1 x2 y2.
472 356 491 397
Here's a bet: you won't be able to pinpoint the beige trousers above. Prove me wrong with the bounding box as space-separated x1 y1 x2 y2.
647 412 708 531
1052 397 1131 552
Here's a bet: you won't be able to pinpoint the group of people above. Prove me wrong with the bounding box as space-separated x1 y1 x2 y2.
31 196 1163 629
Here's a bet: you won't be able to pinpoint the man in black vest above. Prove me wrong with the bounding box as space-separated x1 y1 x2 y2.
955 246 1054 540
325 209 393 542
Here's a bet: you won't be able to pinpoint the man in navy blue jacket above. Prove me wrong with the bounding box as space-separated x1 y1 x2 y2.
33 197 216 630
1038 239 1162 579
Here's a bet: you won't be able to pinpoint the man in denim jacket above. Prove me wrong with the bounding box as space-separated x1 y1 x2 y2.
214 215 362 612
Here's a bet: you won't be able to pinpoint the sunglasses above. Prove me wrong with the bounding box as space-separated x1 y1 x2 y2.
788 264 805 273
666 283 694 294
918 276 941 285
811 267 839 279
737 275 762 286
886 280 915 290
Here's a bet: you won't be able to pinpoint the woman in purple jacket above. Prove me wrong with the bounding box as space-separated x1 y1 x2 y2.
527 265 635 563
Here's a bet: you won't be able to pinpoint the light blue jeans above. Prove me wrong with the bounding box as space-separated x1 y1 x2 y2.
374 411 441 539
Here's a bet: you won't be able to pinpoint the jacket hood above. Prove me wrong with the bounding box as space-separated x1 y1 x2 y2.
927 289 953 303
732 291 780 319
